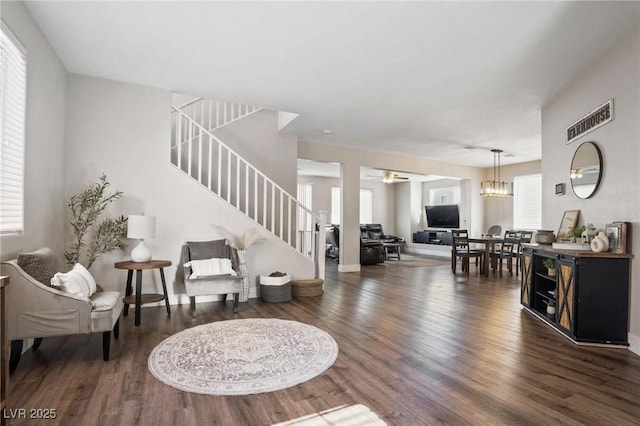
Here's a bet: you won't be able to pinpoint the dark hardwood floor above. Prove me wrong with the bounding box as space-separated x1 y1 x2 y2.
7 254 640 425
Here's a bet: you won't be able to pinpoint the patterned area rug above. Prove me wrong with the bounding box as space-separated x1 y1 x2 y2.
148 318 339 395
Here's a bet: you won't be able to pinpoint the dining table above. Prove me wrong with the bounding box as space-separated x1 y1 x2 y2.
468 235 504 276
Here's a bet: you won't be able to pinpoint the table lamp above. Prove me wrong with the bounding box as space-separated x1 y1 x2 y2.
127 214 156 262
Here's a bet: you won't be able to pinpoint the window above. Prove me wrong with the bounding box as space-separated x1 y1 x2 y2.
0 23 26 236
330 187 340 225
513 174 542 229
359 189 373 224
330 187 373 225
429 186 460 205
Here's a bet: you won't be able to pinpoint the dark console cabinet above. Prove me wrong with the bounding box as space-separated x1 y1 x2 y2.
413 229 452 245
521 245 631 345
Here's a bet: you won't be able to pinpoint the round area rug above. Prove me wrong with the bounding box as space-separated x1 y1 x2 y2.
148 318 339 395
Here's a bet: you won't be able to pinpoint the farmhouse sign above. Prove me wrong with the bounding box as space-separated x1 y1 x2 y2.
566 99 613 144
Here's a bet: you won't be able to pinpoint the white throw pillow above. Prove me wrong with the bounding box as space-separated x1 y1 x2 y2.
73 262 97 295
50 263 97 298
185 258 235 278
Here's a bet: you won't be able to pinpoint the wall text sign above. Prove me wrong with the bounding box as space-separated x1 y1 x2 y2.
566 99 613 144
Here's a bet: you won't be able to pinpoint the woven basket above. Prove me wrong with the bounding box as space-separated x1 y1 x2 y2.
260 274 291 303
260 282 291 303
291 279 324 297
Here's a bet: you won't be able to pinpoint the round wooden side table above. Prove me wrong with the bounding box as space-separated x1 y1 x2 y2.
114 260 172 326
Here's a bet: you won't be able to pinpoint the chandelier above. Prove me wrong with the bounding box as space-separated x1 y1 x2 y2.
480 149 513 197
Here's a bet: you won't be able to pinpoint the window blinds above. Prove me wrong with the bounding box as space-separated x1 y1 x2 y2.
359 189 373 224
513 174 542 230
330 187 340 225
0 23 26 236
330 187 373 225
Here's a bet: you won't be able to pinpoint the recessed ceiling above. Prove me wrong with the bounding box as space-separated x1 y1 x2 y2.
22 1 640 168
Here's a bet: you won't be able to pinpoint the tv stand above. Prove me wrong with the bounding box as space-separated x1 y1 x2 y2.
413 229 452 245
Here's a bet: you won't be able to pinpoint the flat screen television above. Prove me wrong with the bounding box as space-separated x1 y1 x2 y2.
425 204 460 229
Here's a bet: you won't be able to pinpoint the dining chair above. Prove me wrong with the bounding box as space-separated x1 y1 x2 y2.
451 230 484 275
490 230 518 276
515 230 534 276
485 225 502 237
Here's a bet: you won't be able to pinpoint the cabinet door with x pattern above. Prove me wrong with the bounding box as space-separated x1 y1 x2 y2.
557 259 576 337
520 249 533 307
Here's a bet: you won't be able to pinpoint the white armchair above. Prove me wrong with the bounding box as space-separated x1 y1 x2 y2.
1 254 123 373
182 240 246 317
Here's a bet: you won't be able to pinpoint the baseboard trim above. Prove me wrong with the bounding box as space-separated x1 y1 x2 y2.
629 332 640 356
338 264 361 272
406 245 451 258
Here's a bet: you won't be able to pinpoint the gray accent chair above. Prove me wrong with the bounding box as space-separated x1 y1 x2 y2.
2 257 123 373
182 240 245 317
485 225 502 237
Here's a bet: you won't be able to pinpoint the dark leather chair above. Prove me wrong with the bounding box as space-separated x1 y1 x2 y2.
364 224 405 261
360 225 384 265
364 224 404 243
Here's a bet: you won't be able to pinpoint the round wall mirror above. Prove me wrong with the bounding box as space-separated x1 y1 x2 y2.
570 141 602 199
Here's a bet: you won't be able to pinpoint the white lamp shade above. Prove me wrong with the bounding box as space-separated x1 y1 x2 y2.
127 215 156 239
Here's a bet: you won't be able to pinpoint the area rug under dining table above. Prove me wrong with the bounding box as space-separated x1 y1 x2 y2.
148 318 339 395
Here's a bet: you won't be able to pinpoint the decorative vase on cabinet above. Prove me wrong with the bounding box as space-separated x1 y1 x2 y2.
535 230 555 245
590 232 609 252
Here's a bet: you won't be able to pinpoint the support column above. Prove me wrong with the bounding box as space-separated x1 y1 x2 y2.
339 163 361 272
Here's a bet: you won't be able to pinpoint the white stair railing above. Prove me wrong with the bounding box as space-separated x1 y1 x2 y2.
171 106 325 279
171 97 262 148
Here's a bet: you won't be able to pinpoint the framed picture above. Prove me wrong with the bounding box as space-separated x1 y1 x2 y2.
555 183 565 195
606 222 629 254
557 210 580 241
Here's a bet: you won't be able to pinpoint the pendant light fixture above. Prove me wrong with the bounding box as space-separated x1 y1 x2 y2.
480 149 513 197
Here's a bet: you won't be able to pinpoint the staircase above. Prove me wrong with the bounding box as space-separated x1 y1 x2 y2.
171 97 263 147
170 97 325 279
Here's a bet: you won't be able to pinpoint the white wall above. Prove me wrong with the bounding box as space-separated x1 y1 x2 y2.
542 25 640 354
299 176 333 222
395 181 414 240
64 74 312 305
216 110 298 196
0 2 67 260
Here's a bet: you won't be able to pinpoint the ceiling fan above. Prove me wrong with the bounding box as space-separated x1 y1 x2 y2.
366 170 410 184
